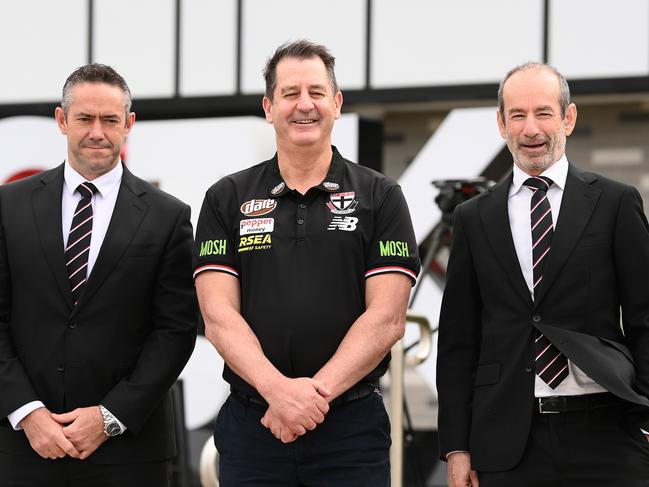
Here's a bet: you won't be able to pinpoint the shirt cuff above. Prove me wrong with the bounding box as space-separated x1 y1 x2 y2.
7 401 45 430
446 450 469 459
101 405 127 434
642 429 649 435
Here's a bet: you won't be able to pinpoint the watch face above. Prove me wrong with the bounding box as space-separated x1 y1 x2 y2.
106 422 121 436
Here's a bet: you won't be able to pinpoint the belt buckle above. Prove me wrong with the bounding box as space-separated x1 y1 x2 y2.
538 397 561 414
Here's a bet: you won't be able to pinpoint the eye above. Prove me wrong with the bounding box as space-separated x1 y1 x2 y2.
510 114 524 120
310 91 325 98
538 112 552 118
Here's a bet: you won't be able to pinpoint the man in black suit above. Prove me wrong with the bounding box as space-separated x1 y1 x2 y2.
0 64 196 486
437 62 649 486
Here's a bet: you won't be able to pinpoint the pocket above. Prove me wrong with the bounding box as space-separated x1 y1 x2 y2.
213 398 229 454
474 363 501 387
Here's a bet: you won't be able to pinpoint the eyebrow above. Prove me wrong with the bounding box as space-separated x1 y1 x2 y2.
279 83 328 94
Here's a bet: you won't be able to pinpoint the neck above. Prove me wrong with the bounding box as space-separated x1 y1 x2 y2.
277 143 333 195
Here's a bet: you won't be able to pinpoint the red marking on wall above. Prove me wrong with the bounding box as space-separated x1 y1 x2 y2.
4 168 43 184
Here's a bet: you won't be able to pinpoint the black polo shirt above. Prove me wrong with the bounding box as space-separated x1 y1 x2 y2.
194 147 420 397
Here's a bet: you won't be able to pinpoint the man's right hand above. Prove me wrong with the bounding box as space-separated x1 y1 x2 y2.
447 452 479 487
260 377 331 441
20 407 81 460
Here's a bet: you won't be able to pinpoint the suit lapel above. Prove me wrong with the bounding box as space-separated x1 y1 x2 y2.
32 164 74 308
479 173 532 306
533 165 601 306
75 167 149 310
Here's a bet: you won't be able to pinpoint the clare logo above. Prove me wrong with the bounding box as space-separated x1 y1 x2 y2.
379 240 409 257
240 199 277 217
199 239 227 256
238 234 272 252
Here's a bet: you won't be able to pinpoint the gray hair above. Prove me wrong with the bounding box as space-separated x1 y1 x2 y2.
263 40 338 101
61 63 132 117
498 62 571 121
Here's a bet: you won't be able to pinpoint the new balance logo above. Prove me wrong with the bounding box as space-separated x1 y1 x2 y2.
327 216 358 231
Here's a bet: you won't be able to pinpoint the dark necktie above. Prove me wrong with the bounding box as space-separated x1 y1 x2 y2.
524 176 569 389
65 182 98 305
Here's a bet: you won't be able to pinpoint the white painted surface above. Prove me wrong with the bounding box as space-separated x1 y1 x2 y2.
372 0 544 87
180 0 237 96
94 0 175 98
0 0 87 102
241 0 366 93
550 0 649 79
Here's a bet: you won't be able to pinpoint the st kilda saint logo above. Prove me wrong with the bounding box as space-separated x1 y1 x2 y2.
326 192 359 215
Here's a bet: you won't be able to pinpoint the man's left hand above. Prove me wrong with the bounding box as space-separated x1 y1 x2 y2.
51 406 108 459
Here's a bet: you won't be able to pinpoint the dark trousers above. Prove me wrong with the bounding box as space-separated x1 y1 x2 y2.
479 403 649 487
0 452 171 487
215 391 391 486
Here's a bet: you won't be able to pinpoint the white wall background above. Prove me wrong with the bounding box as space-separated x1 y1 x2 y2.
1 0 647 103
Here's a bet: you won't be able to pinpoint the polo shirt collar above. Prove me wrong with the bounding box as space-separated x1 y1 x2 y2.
266 146 346 197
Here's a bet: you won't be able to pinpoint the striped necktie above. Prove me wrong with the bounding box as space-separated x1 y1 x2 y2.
65 182 98 305
524 176 569 389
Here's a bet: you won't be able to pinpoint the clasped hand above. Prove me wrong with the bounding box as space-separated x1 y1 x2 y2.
260 377 331 443
21 406 108 460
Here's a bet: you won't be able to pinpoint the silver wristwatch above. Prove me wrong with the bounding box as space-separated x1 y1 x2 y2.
99 405 122 437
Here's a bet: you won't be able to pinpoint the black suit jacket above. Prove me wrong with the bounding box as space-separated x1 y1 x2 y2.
0 163 197 464
436 164 649 471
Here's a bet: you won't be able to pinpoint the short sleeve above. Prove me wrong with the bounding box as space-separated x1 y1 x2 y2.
365 185 420 285
193 187 238 279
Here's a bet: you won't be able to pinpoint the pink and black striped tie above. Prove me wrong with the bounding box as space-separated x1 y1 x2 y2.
524 176 568 389
65 182 97 305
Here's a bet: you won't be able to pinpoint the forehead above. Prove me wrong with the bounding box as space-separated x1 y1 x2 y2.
67 82 126 112
274 56 329 88
503 68 561 110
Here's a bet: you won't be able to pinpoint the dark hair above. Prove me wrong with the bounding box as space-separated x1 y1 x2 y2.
263 40 338 101
498 62 571 121
61 63 132 116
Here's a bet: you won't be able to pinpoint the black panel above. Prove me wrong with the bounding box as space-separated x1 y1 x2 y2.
2 77 648 121
357 118 383 173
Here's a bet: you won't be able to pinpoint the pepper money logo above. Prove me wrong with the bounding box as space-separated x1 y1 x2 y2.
240 199 277 217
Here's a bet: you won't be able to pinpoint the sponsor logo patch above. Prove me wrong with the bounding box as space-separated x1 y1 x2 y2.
270 182 286 195
379 240 410 257
238 233 272 252
326 192 359 215
327 216 358 232
323 181 339 191
199 239 227 256
240 218 274 235
240 199 277 217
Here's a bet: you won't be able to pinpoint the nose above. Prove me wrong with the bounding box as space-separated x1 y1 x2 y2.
88 119 105 140
296 91 314 112
522 114 540 138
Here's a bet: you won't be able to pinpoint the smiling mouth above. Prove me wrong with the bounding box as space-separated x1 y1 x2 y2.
292 119 317 125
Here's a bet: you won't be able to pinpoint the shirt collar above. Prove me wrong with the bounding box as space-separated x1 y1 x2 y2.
509 154 568 197
266 145 346 197
64 160 124 199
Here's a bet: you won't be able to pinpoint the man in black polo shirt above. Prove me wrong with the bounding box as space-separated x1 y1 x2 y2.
194 40 419 486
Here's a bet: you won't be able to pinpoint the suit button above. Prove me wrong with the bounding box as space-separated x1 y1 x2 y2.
525 365 533 373
532 315 541 323
57 365 65 372
297 218 304 225
68 321 77 329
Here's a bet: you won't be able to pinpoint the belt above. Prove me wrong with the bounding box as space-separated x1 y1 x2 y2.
535 392 625 415
231 381 378 408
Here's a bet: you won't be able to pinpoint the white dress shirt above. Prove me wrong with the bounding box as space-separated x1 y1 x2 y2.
8 161 126 432
508 155 607 398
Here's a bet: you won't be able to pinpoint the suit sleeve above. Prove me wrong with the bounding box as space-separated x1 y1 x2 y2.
0 191 41 419
436 204 482 460
614 186 649 427
101 203 197 434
